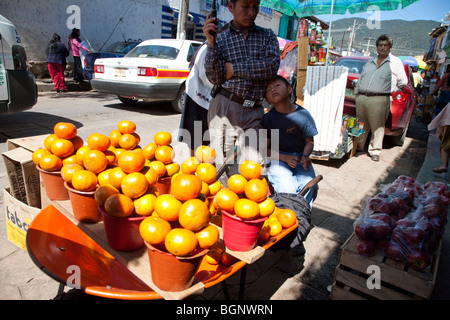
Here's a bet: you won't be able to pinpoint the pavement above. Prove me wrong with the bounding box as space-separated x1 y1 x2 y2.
0 80 449 301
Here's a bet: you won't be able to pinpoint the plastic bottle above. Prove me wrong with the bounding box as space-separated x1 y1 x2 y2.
316 22 322 42
309 22 316 42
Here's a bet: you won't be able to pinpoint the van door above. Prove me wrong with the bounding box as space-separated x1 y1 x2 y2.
0 34 9 112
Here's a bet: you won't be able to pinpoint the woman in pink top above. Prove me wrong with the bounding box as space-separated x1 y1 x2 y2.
69 28 89 83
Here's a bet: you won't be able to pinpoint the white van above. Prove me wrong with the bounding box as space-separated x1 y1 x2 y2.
0 15 37 115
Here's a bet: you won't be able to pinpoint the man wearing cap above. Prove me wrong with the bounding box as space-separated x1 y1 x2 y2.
355 34 408 162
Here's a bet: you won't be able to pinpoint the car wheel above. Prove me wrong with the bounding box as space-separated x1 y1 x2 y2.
118 96 138 105
171 84 185 113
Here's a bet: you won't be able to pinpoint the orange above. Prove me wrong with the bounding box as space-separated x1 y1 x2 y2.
75 146 92 164
181 156 200 174
195 163 217 184
39 153 63 172
118 150 146 173
165 228 198 256
142 142 157 160
60 163 84 182
258 197 276 217
234 198 260 220
227 174 247 195
257 224 271 244
32 148 51 165
87 133 111 152
200 181 210 196
108 166 127 189
50 139 75 158
268 220 282 236
134 194 157 216
149 160 167 177
118 120 136 134
83 150 108 174
121 172 148 198
154 145 175 165
244 178 267 203
165 162 180 177
109 129 123 147
71 170 98 192
215 189 239 212
178 199 210 231
153 194 182 222
208 180 222 196
97 169 112 186
277 209 297 228
54 122 77 140
205 247 223 265
44 134 59 151
154 131 172 146
170 173 202 201
94 184 120 206
104 149 116 167
195 224 220 249
118 133 138 150
62 155 80 166
70 135 84 151
239 160 263 180
195 145 216 164
104 193 134 217
140 166 159 185
139 216 171 246
132 132 141 145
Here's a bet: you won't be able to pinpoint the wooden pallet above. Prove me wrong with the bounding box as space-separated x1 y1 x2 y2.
330 232 441 300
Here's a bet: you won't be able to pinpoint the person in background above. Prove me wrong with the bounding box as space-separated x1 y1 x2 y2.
428 103 450 173
412 66 422 94
69 28 89 83
203 0 280 183
355 34 408 162
46 33 69 92
431 64 450 115
263 75 318 206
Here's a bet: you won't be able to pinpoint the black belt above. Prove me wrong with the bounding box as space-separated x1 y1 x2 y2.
359 92 391 97
218 88 263 108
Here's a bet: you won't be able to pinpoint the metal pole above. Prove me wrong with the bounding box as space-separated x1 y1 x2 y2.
325 0 334 66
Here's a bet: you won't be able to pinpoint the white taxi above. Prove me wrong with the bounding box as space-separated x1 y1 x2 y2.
91 39 202 113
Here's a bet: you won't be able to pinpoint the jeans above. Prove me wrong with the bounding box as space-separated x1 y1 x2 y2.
267 152 317 206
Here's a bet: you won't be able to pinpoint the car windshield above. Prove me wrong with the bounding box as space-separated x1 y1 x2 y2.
104 42 139 54
126 45 179 59
333 59 368 74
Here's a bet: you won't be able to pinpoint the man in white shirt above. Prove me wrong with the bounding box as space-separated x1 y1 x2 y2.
356 34 408 161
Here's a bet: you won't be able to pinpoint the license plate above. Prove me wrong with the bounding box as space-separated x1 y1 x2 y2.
115 68 127 77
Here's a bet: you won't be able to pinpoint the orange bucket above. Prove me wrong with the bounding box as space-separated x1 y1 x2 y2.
36 165 69 200
64 182 101 223
145 242 207 292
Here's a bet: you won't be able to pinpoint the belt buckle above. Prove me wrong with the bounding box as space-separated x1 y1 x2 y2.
243 100 255 108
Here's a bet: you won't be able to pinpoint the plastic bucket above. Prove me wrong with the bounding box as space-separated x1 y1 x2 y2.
99 206 145 251
155 176 171 195
221 209 268 252
145 241 207 292
36 165 69 200
64 182 101 223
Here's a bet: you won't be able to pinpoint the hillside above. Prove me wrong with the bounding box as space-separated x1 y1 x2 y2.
329 18 440 57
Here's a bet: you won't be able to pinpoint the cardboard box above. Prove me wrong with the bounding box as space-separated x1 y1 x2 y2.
6 134 48 152
3 188 41 252
2 147 41 208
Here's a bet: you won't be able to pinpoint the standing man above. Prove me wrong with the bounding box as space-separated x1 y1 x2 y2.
355 34 408 161
202 0 280 181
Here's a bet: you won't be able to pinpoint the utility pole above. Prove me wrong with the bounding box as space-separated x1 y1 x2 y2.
364 37 375 56
177 0 189 39
347 19 356 56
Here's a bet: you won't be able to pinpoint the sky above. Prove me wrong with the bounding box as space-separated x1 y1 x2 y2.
315 0 449 22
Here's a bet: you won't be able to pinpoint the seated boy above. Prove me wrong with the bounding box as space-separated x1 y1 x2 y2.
263 75 318 206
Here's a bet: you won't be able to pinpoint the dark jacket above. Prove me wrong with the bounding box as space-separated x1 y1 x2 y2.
46 41 69 65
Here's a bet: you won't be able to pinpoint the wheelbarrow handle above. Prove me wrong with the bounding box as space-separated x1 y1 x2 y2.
215 151 238 182
299 174 323 197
